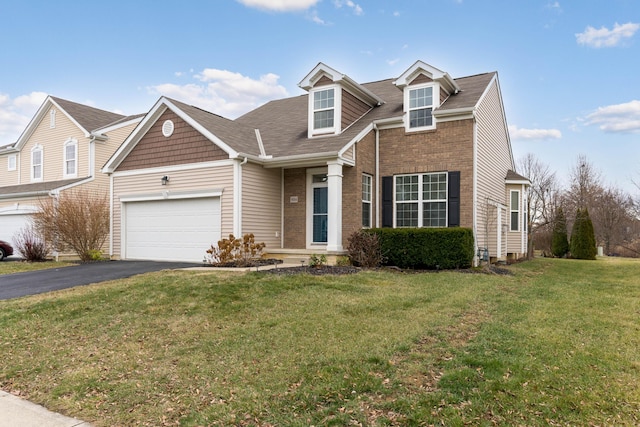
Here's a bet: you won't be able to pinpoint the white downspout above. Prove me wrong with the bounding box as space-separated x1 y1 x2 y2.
109 174 114 259
374 123 380 228
280 168 285 249
472 119 479 266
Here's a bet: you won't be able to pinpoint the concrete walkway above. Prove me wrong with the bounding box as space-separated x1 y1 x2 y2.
0 391 92 427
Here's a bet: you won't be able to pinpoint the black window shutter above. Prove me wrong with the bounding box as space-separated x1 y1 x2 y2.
382 176 393 228
448 171 460 227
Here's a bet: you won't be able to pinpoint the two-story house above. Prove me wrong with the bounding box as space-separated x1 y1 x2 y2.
0 96 142 254
102 60 528 265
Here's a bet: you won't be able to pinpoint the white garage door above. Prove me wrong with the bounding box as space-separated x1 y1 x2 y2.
124 197 221 262
0 211 33 251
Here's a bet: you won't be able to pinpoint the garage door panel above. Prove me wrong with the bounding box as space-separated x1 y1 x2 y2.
0 213 33 256
125 197 221 262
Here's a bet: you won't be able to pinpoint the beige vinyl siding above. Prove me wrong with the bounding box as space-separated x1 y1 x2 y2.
474 78 514 258
19 108 90 183
0 154 20 187
241 162 281 249
111 163 234 258
0 196 43 212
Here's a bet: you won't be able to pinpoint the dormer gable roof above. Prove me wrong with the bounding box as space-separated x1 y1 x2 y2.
394 60 461 95
298 62 384 107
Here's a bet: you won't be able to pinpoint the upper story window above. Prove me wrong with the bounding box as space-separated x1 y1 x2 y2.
64 138 78 178
50 109 56 128
404 83 437 132
7 154 16 171
31 145 43 181
309 86 340 137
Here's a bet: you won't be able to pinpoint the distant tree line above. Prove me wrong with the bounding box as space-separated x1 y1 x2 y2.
519 153 639 259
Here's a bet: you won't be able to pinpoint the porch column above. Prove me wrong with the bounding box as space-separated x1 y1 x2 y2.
326 160 343 252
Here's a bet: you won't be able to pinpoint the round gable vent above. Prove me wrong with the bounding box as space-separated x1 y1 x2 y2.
162 120 175 137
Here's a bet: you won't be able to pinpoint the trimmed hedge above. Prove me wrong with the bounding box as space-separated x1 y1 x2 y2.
366 227 475 269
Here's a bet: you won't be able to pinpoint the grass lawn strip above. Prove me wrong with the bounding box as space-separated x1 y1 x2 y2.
0 258 639 426
0 260 75 275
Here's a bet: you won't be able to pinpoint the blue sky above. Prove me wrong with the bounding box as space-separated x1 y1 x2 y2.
1 0 638 192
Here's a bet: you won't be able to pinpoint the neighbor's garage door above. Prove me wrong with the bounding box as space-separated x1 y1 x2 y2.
0 212 32 247
124 197 221 262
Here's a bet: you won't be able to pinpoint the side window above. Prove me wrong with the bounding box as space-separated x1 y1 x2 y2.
31 145 43 181
64 139 77 178
7 154 16 171
510 190 520 231
362 174 372 228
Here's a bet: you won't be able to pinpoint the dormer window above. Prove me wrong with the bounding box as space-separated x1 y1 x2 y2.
405 83 437 131
409 85 433 128
310 86 340 136
314 88 335 130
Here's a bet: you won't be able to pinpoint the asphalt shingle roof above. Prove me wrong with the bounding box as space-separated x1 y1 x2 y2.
51 97 126 133
0 177 88 197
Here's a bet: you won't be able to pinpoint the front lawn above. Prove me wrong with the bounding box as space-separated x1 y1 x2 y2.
0 258 638 426
0 260 75 275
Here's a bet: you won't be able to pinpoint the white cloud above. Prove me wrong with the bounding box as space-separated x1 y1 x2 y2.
333 0 363 15
236 0 319 11
386 58 400 66
576 22 639 48
0 91 47 145
509 125 562 141
584 100 640 133
308 9 327 25
148 69 289 119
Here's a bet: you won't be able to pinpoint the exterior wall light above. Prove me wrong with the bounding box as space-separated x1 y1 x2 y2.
161 175 169 185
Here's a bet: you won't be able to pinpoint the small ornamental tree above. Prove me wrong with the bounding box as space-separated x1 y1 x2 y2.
551 207 569 258
570 207 597 260
33 189 110 262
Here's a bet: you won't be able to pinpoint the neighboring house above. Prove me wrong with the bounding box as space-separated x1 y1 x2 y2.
103 60 529 264
0 96 142 254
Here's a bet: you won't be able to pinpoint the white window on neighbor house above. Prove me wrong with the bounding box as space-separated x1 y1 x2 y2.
31 145 43 181
50 109 56 128
64 138 77 178
7 154 16 171
395 172 447 228
311 87 337 135
406 84 436 131
510 190 520 232
362 174 372 228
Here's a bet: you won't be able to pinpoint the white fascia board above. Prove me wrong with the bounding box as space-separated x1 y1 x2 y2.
433 107 476 119
506 179 531 185
111 159 235 178
394 60 460 93
260 152 346 169
13 96 54 151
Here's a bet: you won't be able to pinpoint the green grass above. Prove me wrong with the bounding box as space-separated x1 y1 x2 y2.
0 260 75 274
1 258 639 426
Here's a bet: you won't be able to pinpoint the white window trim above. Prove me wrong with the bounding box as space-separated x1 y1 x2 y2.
308 85 342 137
63 138 78 178
31 144 43 181
7 154 17 171
394 172 448 228
362 173 372 228
510 190 520 232
404 82 439 132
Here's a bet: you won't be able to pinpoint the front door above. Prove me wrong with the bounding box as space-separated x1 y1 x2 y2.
312 174 328 243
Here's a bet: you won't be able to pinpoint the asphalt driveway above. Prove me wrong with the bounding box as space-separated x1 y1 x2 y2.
0 260 199 300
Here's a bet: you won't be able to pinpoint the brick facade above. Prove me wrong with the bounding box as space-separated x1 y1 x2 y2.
377 119 475 228
283 168 306 248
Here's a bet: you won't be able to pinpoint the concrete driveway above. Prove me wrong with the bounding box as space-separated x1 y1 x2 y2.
0 260 199 301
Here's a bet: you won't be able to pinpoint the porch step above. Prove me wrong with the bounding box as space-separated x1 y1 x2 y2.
265 249 347 266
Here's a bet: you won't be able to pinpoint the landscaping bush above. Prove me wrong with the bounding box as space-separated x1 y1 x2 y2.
551 207 569 258
12 224 49 262
570 208 597 260
347 230 385 268
366 227 474 269
205 233 266 266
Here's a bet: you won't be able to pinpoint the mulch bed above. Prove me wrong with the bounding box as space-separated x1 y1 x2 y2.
203 259 513 276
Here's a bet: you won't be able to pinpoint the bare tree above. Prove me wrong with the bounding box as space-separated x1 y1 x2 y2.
591 186 635 255
567 154 602 211
33 189 109 262
517 153 559 257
